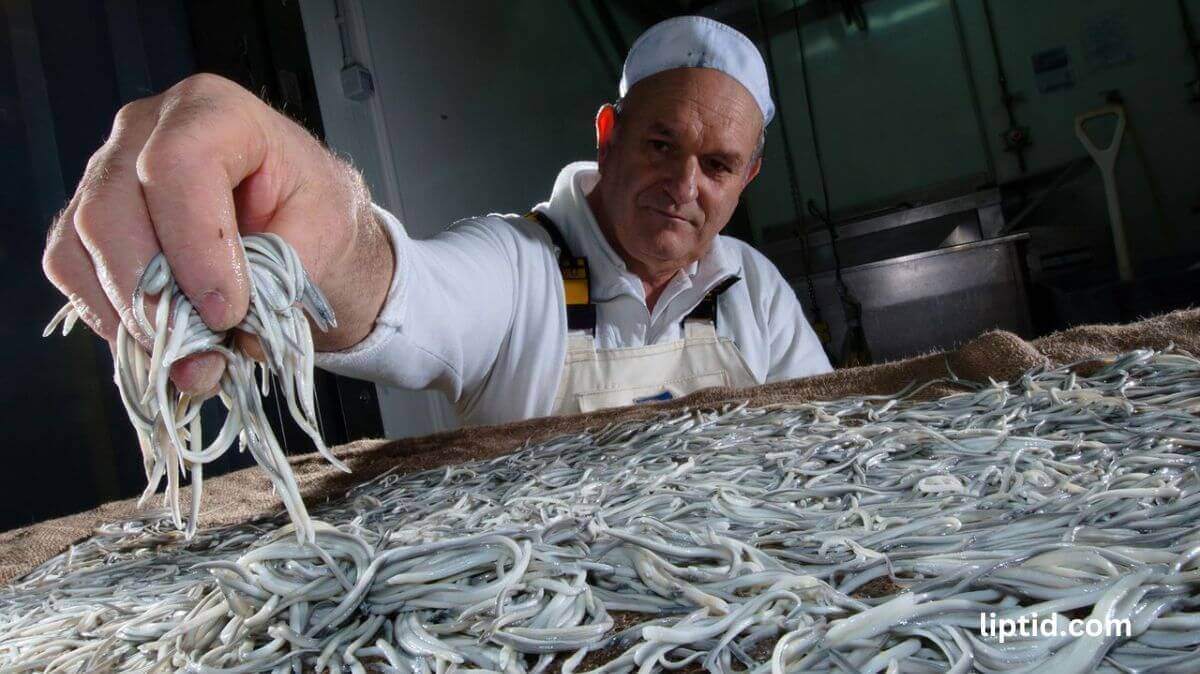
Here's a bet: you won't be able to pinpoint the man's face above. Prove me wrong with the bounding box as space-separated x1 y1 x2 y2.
591 67 763 277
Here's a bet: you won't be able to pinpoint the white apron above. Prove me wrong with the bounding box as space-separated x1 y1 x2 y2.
551 320 759 415
523 211 759 416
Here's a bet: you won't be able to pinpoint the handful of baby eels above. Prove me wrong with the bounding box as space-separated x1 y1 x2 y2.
43 233 347 542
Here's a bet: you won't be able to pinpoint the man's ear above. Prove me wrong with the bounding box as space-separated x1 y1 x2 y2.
595 103 617 162
743 156 763 187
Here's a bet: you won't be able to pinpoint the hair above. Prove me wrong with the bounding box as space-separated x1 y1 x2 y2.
611 97 766 164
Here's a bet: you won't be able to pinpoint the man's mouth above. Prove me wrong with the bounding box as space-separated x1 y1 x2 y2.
645 206 692 226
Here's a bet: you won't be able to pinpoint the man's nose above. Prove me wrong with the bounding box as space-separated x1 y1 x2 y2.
662 156 699 207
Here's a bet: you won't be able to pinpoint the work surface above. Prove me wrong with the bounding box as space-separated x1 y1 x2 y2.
1 310 1198 672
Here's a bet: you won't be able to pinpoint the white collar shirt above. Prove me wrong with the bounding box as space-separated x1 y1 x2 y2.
316 161 831 427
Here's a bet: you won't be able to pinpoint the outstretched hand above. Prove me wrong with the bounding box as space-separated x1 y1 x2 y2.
42 73 394 395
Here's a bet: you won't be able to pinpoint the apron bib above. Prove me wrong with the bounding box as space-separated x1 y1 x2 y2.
551 320 757 415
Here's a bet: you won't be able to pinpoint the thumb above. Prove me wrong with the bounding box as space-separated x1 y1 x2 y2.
162 170 272 397
233 168 286 235
170 352 225 397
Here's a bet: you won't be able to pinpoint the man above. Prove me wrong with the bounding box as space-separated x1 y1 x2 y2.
42 16 831 427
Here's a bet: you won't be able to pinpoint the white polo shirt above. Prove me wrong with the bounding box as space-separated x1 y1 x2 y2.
315 161 831 426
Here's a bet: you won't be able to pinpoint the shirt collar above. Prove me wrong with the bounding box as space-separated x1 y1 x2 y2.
536 161 741 302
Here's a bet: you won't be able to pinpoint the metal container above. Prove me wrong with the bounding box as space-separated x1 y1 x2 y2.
788 234 1033 364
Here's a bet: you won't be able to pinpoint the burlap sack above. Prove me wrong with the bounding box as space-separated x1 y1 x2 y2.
2 308 1196 584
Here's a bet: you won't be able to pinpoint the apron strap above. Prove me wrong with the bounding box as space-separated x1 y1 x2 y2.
524 211 596 333
683 321 718 340
681 275 741 329
525 211 739 335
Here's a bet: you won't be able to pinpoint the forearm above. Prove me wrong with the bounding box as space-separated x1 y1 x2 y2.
314 208 525 401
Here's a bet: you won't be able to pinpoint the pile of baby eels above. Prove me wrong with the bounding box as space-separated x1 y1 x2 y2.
4 345 1200 672
42 234 346 542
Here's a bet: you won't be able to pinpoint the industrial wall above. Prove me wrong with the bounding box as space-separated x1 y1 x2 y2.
745 0 1200 280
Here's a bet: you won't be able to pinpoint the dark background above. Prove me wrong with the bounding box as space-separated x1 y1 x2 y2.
0 0 381 531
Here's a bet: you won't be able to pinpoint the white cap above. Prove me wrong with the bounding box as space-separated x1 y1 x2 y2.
619 15 775 125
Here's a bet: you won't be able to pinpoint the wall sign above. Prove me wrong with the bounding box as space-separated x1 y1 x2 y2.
1032 46 1075 94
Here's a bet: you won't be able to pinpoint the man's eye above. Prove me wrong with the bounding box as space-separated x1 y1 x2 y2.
706 159 730 174
649 140 671 153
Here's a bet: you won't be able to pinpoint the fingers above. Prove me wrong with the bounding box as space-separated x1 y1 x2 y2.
43 198 122 342
136 74 270 332
169 352 225 396
69 94 227 397
46 178 225 398
72 96 163 348
234 330 267 363
48 86 240 397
